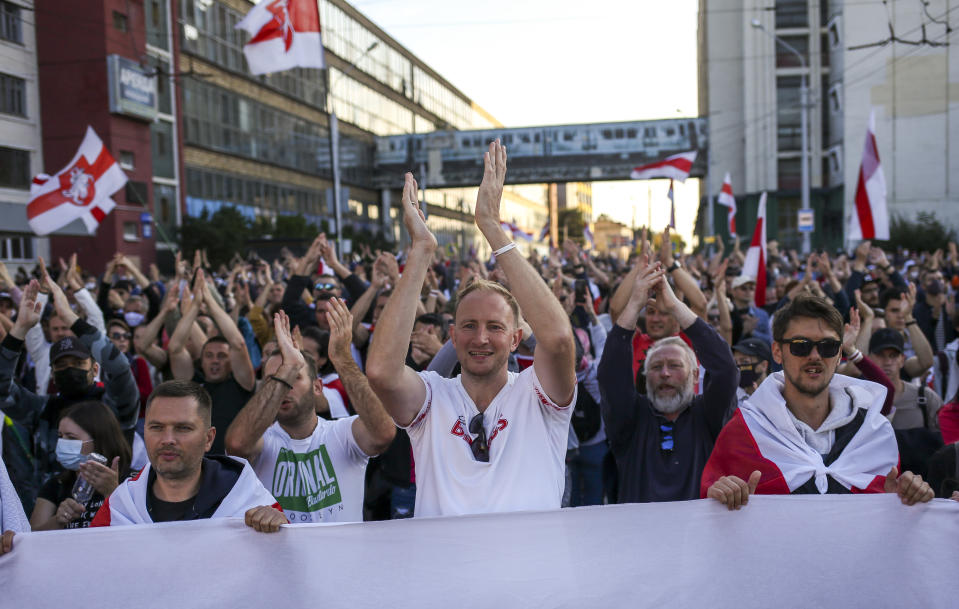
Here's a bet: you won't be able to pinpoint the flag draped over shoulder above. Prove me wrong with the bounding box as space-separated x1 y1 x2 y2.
717 173 737 238
741 192 767 307
236 0 324 75
630 150 697 182
850 110 888 240
27 126 127 236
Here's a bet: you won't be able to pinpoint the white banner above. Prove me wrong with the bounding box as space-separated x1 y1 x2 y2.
2 495 957 608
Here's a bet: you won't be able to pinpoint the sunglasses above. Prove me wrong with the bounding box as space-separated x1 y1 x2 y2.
779 337 842 358
659 422 674 453
469 413 489 462
314 282 337 291
109 332 132 340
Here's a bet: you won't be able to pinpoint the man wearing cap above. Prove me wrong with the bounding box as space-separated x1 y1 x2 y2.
732 337 772 403
869 328 943 432
0 280 139 500
730 275 772 345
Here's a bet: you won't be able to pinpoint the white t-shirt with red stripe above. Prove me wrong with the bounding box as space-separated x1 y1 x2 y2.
405 367 574 518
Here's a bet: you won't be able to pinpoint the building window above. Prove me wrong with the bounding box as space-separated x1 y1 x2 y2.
778 157 802 190
151 120 175 179
0 233 33 260
776 76 802 152
113 11 128 32
123 222 140 242
0 72 25 117
0 146 30 189
0 1 22 44
146 0 169 50
775 0 808 29
119 150 135 170
775 35 808 68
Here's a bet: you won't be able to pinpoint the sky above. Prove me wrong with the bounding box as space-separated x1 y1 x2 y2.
351 0 702 244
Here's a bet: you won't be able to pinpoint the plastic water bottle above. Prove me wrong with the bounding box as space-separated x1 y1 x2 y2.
71 452 108 506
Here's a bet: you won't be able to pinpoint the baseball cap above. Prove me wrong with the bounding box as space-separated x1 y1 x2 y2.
868 328 904 354
49 336 91 364
731 275 756 290
732 337 772 362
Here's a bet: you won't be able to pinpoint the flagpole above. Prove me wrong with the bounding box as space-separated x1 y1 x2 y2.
327 41 379 255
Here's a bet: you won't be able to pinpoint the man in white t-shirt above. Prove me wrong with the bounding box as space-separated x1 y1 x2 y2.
225 302 395 523
367 140 577 518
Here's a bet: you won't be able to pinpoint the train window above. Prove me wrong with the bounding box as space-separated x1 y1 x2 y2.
415 140 422 150
563 131 574 141
534 133 541 143
665 128 675 136
474 137 481 146
644 128 656 138
601 129 612 139
462 137 470 147
614 128 624 139
627 128 637 138
520 134 530 143
678 125 685 136
504 134 513 144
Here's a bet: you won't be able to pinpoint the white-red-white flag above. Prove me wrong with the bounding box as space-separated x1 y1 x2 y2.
236 0 324 76
500 221 533 242
741 192 767 307
850 111 888 240
630 150 697 182
583 225 595 249
27 126 127 236
717 172 737 238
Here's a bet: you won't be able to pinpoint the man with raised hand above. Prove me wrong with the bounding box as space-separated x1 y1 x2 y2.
367 141 577 517
225 305 394 523
598 256 739 503
702 294 934 509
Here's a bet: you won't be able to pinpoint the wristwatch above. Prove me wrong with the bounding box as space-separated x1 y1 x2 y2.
667 261 681 273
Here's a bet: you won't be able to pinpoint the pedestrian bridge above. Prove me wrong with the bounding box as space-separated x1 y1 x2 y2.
371 118 708 188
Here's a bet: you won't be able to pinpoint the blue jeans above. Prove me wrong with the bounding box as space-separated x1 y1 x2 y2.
568 441 609 506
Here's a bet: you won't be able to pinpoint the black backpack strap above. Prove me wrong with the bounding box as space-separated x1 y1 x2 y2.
918 385 929 429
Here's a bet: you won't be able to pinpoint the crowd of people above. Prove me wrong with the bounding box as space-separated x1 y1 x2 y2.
1 140 958 555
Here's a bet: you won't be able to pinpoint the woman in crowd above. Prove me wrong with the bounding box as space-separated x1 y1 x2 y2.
29 401 133 530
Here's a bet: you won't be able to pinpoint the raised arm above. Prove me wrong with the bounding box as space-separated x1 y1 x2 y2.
475 141 575 404
201 277 255 391
660 225 708 319
366 174 435 427
349 260 387 348
168 274 204 381
901 284 935 376
326 297 395 456
134 284 178 370
225 311 303 462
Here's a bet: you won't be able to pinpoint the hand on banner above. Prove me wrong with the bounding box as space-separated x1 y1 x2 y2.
883 467 934 505
707 470 762 510
244 505 288 533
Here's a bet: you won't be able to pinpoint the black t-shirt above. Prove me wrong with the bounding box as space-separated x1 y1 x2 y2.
193 371 254 455
147 488 198 523
38 469 135 529
38 475 104 529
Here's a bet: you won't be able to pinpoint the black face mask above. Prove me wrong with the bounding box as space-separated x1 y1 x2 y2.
54 367 91 398
738 364 761 389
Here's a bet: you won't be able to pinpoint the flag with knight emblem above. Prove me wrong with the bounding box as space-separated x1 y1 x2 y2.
236 0 324 76
27 126 127 236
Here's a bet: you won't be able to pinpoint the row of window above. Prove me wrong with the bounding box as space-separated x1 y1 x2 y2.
774 0 829 30
178 0 328 109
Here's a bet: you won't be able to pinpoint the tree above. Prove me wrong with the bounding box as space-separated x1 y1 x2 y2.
882 212 957 253
178 207 251 268
557 208 586 245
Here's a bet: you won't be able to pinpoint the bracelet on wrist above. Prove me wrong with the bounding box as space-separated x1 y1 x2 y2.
493 242 516 257
847 349 863 363
906 319 918 326
268 375 294 390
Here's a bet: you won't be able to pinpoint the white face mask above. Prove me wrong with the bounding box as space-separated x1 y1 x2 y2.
123 311 145 327
55 438 90 471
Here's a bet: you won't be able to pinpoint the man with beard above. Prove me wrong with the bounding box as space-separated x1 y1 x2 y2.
225 304 394 523
702 294 934 509
0 279 138 504
366 142 577 517
597 258 739 503
92 380 286 532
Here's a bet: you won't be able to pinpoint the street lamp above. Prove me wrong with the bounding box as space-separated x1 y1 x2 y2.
328 41 379 255
751 19 811 254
